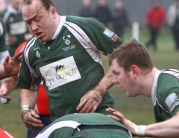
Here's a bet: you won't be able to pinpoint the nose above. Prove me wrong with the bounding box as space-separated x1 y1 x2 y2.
30 21 38 31
112 76 118 84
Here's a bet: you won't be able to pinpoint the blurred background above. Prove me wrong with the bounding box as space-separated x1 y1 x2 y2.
0 0 179 137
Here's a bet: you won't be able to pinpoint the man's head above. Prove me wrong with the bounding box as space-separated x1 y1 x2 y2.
114 0 123 10
82 0 91 7
22 0 59 42
97 0 106 7
9 0 23 11
109 39 154 96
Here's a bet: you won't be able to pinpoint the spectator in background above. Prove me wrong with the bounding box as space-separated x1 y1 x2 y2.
0 0 7 12
111 0 128 38
145 0 166 51
0 17 9 64
94 0 112 27
79 0 93 18
0 0 32 57
167 0 179 51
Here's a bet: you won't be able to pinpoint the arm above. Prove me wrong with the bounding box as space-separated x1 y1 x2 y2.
0 52 22 79
0 77 16 95
20 89 44 130
0 77 16 104
106 108 179 138
76 69 114 113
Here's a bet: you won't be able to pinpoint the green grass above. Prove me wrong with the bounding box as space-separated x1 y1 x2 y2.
0 27 178 138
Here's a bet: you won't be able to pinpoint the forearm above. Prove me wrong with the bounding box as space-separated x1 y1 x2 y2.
20 89 37 109
0 77 16 94
96 69 114 96
0 65 11 80
145 114 179 138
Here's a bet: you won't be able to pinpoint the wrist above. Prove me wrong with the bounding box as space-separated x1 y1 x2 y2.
21 105 30 120
95 85 106 96
134 125 146 136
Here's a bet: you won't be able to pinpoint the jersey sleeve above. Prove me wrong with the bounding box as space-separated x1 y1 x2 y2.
160 70 179 116
164 90 179 116
86 18 123 54
17 45 40 91
67 16 123 55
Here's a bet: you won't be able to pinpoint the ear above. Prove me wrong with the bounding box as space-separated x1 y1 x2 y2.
50 7 56 18
130 65 140 79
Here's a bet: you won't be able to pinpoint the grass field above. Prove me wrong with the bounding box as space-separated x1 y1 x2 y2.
0 27 179 138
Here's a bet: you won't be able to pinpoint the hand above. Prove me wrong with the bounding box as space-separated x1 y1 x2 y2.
76 87 102 113
106 108 137 135
0 77 16 96
0 96 11 104
3 52 22 76
21 109 44 130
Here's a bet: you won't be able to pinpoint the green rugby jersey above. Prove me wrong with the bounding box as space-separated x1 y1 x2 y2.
0 6 31 56
17 16 123 120
152 69 179 122
36 113 132 138
0 18 8 52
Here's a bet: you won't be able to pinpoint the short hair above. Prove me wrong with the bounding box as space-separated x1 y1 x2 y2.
109 39 154 72
23 0 55 11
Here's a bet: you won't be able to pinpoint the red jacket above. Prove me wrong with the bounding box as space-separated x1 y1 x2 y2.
146 6 166 30
0 128 14 138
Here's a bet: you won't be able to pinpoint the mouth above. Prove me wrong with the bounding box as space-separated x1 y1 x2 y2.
34 32 43 39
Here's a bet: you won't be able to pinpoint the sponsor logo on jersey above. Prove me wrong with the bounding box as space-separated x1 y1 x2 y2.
62 45 76 51
111 34 118 42
39 56 81 90
36 51 41 58
103 28 114 38
63 35 71 45
103 28 118 42
165 93 179 113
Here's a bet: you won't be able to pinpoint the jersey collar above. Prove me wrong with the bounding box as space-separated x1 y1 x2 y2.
151 70 161 106
51 16 66 40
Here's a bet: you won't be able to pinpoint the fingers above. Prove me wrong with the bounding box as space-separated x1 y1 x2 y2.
23 109 44 130
106 107 118 113
76 96 99 113
106 108 125 122
3 56 9 64
13 52 22 60
76 95 87 111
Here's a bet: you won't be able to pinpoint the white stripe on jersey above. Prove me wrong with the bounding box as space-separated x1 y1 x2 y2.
0 21 4 35
64 21 102 65
162 69 179 79
36 120 81 138
24 37 40 91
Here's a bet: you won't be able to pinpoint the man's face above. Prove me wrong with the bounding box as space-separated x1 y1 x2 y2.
10 0 23 10
22 0 55 42
110 59 137 97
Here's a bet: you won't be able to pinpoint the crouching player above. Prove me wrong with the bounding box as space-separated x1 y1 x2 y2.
36 113 132 138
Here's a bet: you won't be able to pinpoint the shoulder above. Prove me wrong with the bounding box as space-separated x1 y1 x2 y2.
23 37 38 54
0 9 7 18
66 15 102 26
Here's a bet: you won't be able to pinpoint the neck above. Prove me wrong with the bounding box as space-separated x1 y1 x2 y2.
140 67 158 97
